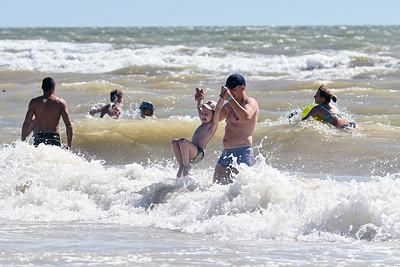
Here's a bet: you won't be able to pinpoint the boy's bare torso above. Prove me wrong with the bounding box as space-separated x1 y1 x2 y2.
191 122 217 151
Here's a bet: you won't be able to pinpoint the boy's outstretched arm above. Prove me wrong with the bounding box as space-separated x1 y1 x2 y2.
212 97 224 126
195 87 204 118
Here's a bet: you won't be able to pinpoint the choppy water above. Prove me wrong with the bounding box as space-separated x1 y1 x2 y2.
1 26 400 266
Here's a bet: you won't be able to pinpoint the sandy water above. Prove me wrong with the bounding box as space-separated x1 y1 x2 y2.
1 26 400 265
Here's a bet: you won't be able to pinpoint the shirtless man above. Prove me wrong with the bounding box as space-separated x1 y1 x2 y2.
21 77 73 149
213 74 259 184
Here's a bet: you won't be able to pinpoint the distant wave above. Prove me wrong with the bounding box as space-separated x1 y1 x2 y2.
0 39 398 81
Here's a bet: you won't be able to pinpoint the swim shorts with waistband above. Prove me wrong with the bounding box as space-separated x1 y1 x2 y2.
217 146 254 169
189 146 204 164
34 133 62 147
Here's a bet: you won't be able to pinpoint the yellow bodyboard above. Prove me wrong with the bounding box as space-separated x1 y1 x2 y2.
302 104 318 119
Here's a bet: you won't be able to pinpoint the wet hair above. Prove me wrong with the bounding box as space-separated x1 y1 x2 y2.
42 77 56 92
110 90 123 103
318 85 337 103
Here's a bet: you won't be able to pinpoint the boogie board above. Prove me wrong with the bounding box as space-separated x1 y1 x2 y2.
302 104 318 119
288 104 318 123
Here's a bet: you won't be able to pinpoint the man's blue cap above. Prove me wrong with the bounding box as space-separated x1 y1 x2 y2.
225 73 246 89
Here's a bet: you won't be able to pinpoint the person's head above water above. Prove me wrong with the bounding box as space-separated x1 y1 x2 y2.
225 73 246 89
317 85 337 104
139 101 155 111
139 101 157 118
199 100 217 112
42 77 56 92
110 90 123 104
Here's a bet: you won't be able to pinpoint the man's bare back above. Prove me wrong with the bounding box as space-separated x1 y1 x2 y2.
30 95 65 133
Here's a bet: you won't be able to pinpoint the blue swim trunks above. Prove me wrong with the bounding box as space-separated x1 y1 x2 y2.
217 146 254 169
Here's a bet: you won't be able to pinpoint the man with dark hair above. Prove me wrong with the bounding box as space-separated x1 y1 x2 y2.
22 77 73 149
212 73 259 184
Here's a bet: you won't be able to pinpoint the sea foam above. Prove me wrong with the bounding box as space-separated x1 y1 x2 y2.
0 39 398 81
1 142 400 242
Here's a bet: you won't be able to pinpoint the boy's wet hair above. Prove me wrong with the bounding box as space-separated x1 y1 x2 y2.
110 90 123 103
42 77 56 92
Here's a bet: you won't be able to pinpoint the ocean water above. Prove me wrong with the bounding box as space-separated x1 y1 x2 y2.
1 26 400 266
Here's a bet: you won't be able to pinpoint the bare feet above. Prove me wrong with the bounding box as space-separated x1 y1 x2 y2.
177 167 184 178
182 165 192 177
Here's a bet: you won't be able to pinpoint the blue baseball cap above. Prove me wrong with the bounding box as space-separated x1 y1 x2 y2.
225 73 246 89
139 101 155 111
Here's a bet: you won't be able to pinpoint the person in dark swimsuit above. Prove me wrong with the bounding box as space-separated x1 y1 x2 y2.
302 85 361 130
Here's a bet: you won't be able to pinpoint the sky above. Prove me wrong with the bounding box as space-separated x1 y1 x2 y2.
0 0 399 27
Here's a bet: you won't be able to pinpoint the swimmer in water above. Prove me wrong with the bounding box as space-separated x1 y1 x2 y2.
302 85 361 130
90 90 123 119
